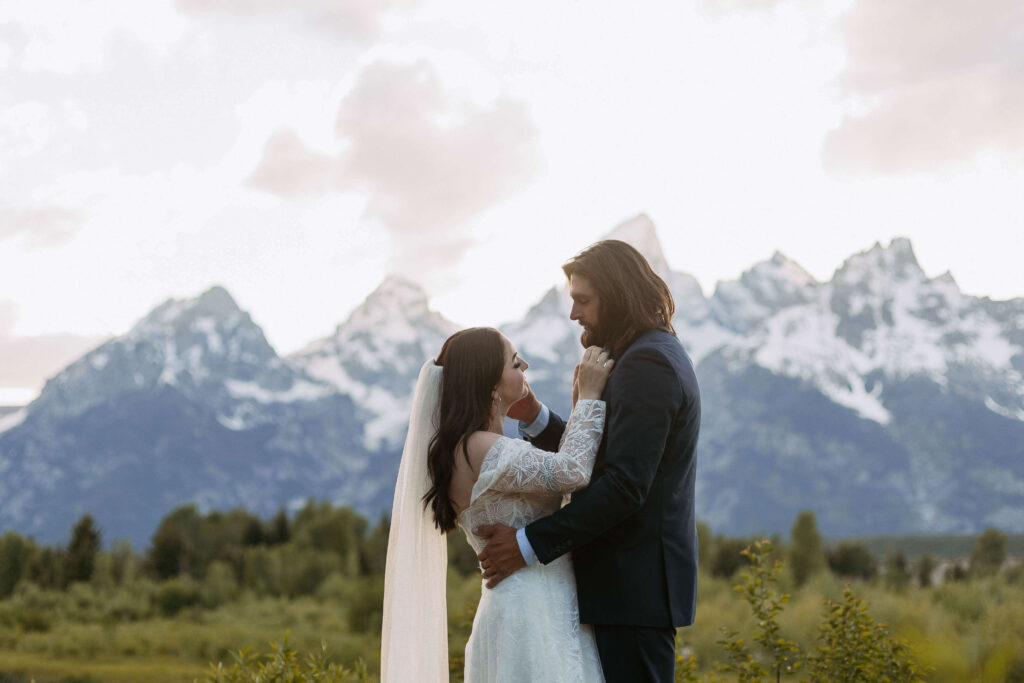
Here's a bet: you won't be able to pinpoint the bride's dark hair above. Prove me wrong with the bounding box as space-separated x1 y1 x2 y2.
423 327 505 533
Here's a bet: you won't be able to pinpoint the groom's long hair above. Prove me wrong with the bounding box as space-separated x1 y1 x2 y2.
423 327 505 533
563 239 675 359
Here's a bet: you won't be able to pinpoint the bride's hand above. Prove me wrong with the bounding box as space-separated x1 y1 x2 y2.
575 346 614 401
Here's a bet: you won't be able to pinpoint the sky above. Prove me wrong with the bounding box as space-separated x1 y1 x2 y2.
1 0 1023 405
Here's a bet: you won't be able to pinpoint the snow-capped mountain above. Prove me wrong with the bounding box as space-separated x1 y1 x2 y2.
720 238 1024 426
0 287 372 546
289 275 459 450
1 216 1022 547
32 286 331 431
502 221 1024 536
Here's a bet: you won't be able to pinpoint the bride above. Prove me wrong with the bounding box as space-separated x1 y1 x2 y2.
381 326 613 682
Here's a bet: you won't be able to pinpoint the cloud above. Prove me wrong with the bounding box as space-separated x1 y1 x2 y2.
176 0 421 41
335 61 540 233
246 129 341 198
247 60 541 270
823 0 1024 174
0 204 83 248
0 301 105 393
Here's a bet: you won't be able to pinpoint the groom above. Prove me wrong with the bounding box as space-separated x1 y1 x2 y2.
476 239 701 682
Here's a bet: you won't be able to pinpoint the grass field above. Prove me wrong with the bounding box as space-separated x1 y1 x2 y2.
0 567 1021 682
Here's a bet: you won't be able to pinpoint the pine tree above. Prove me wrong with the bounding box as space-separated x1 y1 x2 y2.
65 514 101 584
916 554 936 588
789 510 826 586
970 528 1006 577
268 507 291 545
0 532 35 598
884 550 910 590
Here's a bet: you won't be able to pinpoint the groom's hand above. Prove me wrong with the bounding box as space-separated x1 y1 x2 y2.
474 524 525 588
506 384 541 424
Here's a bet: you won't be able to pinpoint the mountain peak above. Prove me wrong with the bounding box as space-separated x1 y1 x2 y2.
760 252 817 287
870 237 919 269
361 275 430 316
710 251 817 332
834 237 924 286
196 285 240 317
375 273 427 295
136 285 242 334
603 214 669 275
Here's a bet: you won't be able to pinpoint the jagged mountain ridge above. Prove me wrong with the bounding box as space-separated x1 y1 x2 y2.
511 219 1024 535
1 215 1022 546
289 275 459 450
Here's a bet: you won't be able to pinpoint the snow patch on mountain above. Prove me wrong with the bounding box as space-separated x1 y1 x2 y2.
225 378 332 404
985 397 1024 421
749 303 892 423
0 409 26 435
718 238 1024 422
711 252 818 334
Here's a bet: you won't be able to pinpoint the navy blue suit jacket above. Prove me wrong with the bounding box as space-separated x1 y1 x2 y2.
524 328 700 628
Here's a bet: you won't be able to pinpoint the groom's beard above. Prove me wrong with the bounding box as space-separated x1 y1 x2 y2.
580 323 607 350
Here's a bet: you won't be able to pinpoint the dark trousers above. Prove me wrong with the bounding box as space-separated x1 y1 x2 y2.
593 624 676 683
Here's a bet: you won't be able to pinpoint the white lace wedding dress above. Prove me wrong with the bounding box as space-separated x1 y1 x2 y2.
456 399 607 683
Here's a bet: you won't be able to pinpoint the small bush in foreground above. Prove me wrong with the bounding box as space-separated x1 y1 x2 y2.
711 540 923 682
206 633 373 683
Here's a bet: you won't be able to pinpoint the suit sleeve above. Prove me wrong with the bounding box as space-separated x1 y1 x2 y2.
524 348 682 564
527 408 566 452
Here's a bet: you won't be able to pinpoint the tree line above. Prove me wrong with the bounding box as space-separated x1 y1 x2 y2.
0 505 1017 613
698 511 1016 590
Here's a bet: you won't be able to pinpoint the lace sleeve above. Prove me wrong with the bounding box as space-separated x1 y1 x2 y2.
472 399 605 498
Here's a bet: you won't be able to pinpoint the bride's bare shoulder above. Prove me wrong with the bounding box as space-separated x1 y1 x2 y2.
462 431 504 471
451 432 504 508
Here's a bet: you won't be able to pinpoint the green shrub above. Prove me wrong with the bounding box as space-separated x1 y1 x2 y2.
1005 560 1024 585
13 606 52 632
345 578 384 633
282 549 341 597
156 576 202 616
202 561 240 608
206 633 373 683
716 541 923 682
716 540 802 680
971 528 1007 578
827 542 877 580
884 550 911 591
807 585 923 681
710 538 750 579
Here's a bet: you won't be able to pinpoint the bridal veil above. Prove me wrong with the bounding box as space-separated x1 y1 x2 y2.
380 360 449 682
